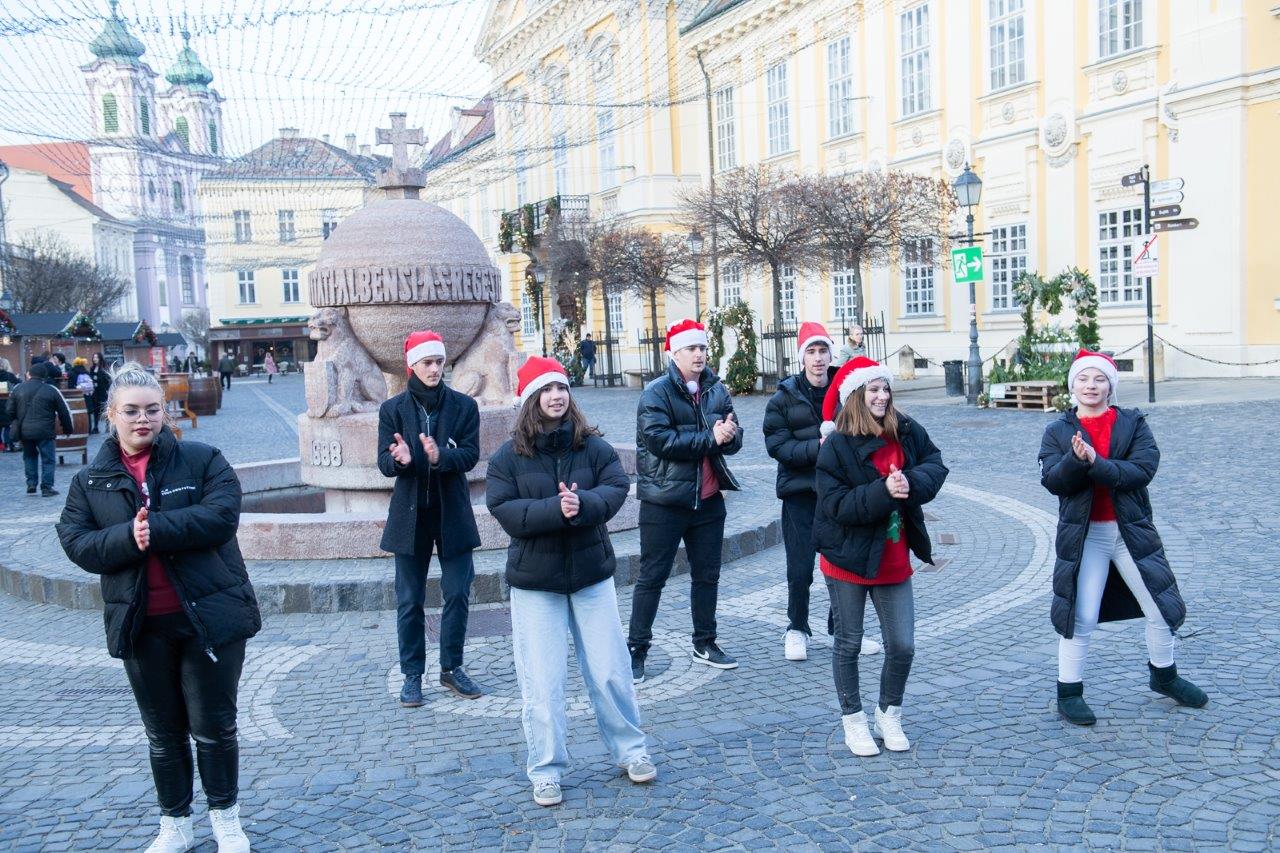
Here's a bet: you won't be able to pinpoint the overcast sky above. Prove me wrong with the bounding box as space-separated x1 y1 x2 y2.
0 0 494 156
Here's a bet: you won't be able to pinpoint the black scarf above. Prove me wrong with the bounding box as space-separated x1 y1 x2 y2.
408 374 444 413
799 372 828 412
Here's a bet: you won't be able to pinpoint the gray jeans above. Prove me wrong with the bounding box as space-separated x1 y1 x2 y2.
827 577 915 714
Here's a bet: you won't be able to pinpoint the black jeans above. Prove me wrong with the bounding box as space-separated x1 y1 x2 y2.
628 494 726 653
827 578 915 715
122 612 246 817
22 438 56 490
394 521 474 675
781 492 818 635
220 371 232 390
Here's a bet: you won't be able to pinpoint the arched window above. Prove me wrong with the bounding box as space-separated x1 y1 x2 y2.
139 99 150 135
208 120 218 154
175 116 190 148
172 180 185 212
102 93 118 133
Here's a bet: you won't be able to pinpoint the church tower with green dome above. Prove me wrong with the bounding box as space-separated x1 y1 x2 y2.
82 0 158 141
157 29 225 158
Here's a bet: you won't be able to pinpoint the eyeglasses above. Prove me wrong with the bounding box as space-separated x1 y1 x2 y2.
117 405 164 421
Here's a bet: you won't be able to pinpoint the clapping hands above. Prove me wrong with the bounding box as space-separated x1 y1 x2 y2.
885 464 910 500
1071 431 1097 464
712 413 738 446
132 507 150 550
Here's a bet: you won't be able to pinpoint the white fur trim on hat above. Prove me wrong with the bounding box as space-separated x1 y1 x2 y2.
819 420 836 438
1068 355 1119 405
667 327 709 354
797 334 835 357
518 370 570 405
838 364 893 407
406 339 445 366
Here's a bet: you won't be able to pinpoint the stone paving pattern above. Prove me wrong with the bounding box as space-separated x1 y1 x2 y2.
0 373 1277 850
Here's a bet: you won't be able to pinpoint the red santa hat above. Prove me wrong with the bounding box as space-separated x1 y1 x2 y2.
796 321 835 359
1067 349 1119 405
664 318 708 355
516 355 570 405
819 356 894 437
404 330 445 372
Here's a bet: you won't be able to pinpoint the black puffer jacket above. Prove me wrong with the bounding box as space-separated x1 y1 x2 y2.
763 369 836 499
6 378 74 441
635 361 742 508
1038 407 1185 638
56 428 261 659
486 422 631 594
813 416 948 579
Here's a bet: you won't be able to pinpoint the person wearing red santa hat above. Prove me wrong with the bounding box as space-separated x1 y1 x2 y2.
487 356 654 807
377 330 485 708
627 318 744 682
1038 350 1207 726
764 321 883 662
813 356 948 757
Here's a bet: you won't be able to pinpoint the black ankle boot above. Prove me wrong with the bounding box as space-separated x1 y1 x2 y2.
1057 681 1097 726
1148 663 1208 708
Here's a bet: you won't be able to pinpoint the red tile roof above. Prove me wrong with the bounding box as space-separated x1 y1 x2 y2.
425 98 495 168
0 142 92 202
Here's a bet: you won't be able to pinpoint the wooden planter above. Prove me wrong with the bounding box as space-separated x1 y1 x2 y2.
991 380 1063 412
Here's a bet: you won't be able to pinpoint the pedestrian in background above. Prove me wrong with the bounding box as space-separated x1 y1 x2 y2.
814 357 947 757
1039 350 1208 726
578 333 597 382
263 351 277 384
7 362 74 496
0 356 20 452
834 326 866 367
89 352 112 434
487 356 655 807
56 362 259 853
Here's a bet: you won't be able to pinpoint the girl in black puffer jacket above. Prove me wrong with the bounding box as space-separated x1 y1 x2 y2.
486 357 653 808
56 363 258 852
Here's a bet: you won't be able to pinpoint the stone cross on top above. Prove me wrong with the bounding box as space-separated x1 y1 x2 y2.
375 112 427 198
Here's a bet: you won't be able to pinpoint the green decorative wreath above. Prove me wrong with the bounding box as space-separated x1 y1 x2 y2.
498 215 514 253
706 300 758 395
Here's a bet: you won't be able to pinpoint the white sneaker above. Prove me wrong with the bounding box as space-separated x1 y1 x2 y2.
874 705 910 752
209 803 251 853
145 815 195 853
783 629 808 661
861 637 882 655
840 712 880 757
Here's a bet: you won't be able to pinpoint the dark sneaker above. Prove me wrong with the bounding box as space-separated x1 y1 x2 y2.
629 646 646 684
440 666 483 699
26 486 37 495
41 487 59 497
691 642 738 670
399 675 424 708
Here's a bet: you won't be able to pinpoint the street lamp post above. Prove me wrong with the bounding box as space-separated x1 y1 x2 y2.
530 265 548 356
687 229 704 319
953 164 984 405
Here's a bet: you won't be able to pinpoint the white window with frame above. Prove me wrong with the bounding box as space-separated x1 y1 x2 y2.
827 36 855 138
600 192 619 216
714 86 736 172
989 0 1025 91
237 270 256 304
766 61 791 156
721 263 743 304
778 264 797 323
521 291 538 338
597 108 617 190
903 238 936 315
832 253 860 321
277 209 295 243
988 223 1027 310
1097 207 1145 304
233 210 252 243
606 291 624 333
1098 0 1142 59
321 209 339 239
553 132 569 192
282 269 300 304
179 255 195 305
514 152 529 205
900 5 932 117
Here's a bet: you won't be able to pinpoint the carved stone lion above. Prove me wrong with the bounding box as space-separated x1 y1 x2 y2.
305 307 387 417
451 301 521 408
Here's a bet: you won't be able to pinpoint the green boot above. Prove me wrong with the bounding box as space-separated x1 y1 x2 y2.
1057 681 1097 726
1148 663 1208 708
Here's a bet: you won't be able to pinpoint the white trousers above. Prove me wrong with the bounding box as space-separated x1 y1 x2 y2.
1058 521 1175 683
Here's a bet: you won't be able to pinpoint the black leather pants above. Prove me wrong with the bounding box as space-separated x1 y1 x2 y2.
122 612 246 817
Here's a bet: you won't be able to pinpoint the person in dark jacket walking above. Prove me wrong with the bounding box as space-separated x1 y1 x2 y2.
7 362 74 495
0 356 20 451
88 351 112 434
378 330 485 707
218 354 236 390
764 321 882 663
487 356 654 807
627 318 743 682
55 362 259 853
578 333 597 380
1038 350 1207 726
814 357 948 757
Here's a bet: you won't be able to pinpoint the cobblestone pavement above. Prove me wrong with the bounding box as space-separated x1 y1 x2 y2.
0 374 1277 851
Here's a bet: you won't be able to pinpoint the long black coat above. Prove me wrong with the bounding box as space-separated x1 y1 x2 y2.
486 423 630 594
6 378 73 441
376 385 482 557
635 361 742 509
56 429 261 659
813 417 948 579
763 370 837 499
1038 407 1185 638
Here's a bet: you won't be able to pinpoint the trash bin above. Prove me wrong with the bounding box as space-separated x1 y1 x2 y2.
943 360 964 397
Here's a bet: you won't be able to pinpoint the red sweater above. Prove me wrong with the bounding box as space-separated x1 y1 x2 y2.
1078 407 1117 522
821 437 913 586
121 447 182 616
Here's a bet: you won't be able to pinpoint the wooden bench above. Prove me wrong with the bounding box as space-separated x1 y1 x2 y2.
991 380 1062 412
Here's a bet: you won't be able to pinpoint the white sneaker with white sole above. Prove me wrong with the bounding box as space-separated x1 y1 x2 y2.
144 815 195 853
841 711 880 756
209 803 251 853
783 629 808 661
874 705 910 751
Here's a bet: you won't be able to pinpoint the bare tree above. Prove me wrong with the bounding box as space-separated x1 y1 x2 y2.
797 170 958 324
177 307 210 361
3 232 132 319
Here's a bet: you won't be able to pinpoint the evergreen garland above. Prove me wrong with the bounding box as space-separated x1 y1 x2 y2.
706 300 758 395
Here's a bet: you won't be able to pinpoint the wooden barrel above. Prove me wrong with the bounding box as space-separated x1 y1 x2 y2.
56 390 90 465
188 376 220 416
162 375 190 409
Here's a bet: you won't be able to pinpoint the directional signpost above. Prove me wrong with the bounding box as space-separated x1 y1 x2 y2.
1151 218 1199 233
1131 234 1158 277
951 246 984 284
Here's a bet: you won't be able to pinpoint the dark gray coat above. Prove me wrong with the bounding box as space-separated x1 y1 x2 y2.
1038 407 1186 638
6 377 73 441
